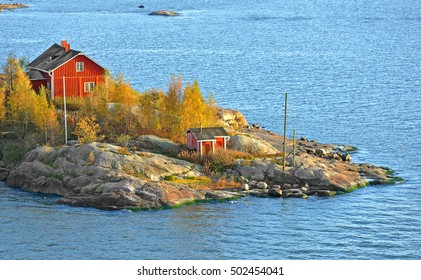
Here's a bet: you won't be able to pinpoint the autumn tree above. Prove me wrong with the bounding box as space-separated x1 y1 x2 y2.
180 80 218 133
1 54 20 95
113 74 139 134
0 86 6 125
85 72 114 121
160 75 183 138
34 86 61 145
138 88 165 133
6 61 38 133
72 115 104 144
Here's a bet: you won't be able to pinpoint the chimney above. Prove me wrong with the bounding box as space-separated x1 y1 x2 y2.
61 40 70 52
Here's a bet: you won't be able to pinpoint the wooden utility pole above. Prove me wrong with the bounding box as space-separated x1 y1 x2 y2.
283 92 288 171
63 73 68 145
293 129 297 167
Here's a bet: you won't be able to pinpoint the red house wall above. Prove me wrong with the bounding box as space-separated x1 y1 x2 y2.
30 79 47 92
187 131 198 150
52 55 104 98
215 137 225 150
200 141 213 155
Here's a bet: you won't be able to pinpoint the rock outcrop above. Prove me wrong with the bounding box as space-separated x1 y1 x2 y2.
217 109 249 129
228 150 398 198
148 10 181 17
229 134 280 155
136 135 181 153
5 142 238 210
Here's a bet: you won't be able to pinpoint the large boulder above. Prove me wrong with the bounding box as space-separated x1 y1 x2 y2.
229 134 280 155
235 159 278 180
137 135 181 153
217 109 249 129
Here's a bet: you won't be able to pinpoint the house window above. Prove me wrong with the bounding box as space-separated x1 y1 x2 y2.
76 62 84 72
84 82 95 92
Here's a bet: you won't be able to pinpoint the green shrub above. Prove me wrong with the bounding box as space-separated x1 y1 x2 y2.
2 143 27 165
163 175 177 181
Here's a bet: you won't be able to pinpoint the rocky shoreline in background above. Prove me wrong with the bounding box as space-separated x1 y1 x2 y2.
148 10 181 17
0 109 402 210
0 3 28 12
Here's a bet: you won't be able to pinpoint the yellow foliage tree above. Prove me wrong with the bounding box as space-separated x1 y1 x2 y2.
1 54 20 94
6 62 38 132
180 80 218 132
102 73 139 135
34 86 61 144
138 87 165 133
161 75 183 138
86 72 113 120
72 115 104 144
0 86 6 125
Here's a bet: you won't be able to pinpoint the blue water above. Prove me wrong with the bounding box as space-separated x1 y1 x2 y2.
1 0 420 259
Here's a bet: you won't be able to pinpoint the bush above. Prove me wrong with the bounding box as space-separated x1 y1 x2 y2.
2 143 27 165
177 148 252 175
72 116 104 144
114 134 131 149
53 97 85 111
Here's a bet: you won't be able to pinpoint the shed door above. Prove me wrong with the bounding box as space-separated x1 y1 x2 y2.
202 142 212 155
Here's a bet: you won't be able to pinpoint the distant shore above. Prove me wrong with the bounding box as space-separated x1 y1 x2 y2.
0 3 28 12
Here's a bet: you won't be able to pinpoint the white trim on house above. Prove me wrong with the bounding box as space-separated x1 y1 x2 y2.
196 139 217 156
29 53 105 74
215 136 230 151
84 82 95 92
76 62 84 72
49 71 54 100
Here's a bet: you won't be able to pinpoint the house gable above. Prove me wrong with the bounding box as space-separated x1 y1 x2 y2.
27 40 105 99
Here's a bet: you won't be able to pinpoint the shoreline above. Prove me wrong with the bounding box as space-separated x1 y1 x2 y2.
0 109 403 211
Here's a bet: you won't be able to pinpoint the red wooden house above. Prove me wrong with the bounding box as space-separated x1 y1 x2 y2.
186 127 230 155
27 40 105 99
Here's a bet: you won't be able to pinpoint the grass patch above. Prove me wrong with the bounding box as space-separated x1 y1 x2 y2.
379 167 404 184
387 177 404 184
163 175 213 187
163 174 177 181
126 195 243 211
117 147 131 156
337 182 369 194
348 146 358 152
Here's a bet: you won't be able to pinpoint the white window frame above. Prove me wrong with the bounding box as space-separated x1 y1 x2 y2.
84 82 95 92
76 62 84 72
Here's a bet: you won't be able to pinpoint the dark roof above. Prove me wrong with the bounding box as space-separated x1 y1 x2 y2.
28 43 81 73
187 127 229 141
27 69 46 80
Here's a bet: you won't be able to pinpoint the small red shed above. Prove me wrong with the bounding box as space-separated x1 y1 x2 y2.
186 127 230 155
27 40 105 99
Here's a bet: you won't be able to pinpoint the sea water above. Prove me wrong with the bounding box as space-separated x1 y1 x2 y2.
0 0 420 259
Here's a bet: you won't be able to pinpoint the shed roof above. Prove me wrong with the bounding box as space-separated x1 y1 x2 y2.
28 43 81 73
187 127 229 141
27 69 46 80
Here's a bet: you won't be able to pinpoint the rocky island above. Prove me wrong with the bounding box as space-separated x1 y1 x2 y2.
0 109 402 210
148 10 181 17
0 3 28 12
